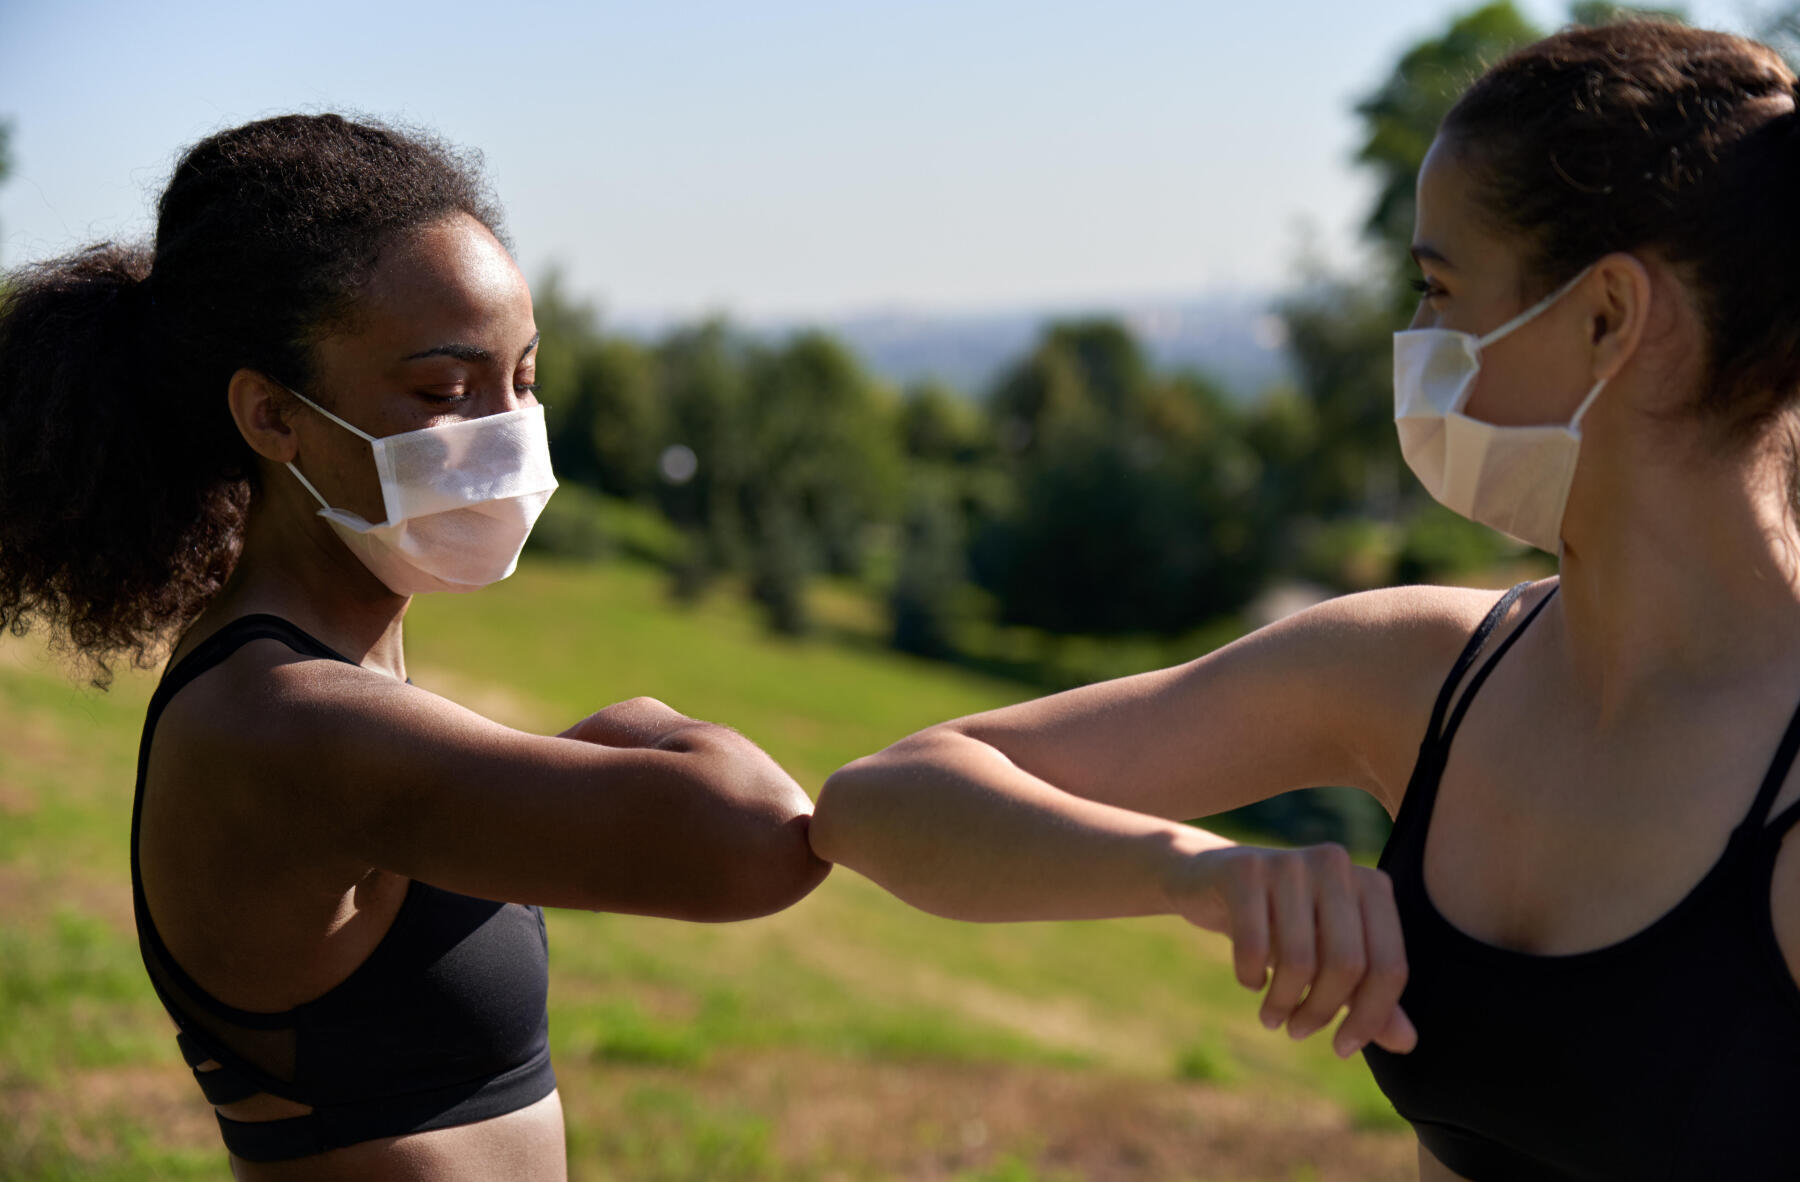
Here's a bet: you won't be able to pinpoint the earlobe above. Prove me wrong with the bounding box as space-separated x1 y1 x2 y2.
226 369 300 464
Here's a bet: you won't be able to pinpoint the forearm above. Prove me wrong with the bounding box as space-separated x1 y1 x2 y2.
812 728 1232 922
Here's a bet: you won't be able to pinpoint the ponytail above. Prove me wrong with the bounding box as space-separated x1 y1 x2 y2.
0 244 248 686
0 112 503 687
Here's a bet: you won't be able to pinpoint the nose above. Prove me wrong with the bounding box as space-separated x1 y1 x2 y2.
489 382 537 416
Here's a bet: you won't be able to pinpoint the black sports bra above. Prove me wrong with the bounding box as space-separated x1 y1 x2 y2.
1363 583 1800 1180
130 614 555 1162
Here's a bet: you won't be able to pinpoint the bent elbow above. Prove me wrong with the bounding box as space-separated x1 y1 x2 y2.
708 808 830 921
813 731 953 867
810 755 888 865
676 758 830 922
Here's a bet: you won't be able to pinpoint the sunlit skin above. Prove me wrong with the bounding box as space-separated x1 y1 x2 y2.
811 136 1800 1182
137 213 828 1181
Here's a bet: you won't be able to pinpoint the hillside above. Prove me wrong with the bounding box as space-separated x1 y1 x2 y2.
0 558 1412 1181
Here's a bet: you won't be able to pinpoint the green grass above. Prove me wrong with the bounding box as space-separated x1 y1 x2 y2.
0 556 1413 1180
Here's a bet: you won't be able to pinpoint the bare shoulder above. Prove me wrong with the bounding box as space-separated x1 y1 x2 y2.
1262 581 1510 646
1227 582 1528 811
1208 582 1516 700
923 582 1527 823
156 635 485 765
149 637 514 857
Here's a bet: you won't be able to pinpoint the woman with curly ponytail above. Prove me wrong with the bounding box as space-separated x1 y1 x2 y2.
0 114 828 1178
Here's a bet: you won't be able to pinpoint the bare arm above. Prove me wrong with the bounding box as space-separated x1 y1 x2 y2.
811 584 1502 1055
812 585 1489 889
170 647 829 922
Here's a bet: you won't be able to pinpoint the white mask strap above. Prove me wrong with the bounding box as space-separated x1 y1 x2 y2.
1568 377 1608 433
285 461 335 511
281 383 379 444
1475 265 1595 349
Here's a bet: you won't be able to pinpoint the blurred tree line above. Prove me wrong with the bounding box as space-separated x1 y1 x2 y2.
525 0 1697 849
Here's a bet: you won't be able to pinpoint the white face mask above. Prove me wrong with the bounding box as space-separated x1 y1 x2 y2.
282 387 558 595
1393 265 1604 554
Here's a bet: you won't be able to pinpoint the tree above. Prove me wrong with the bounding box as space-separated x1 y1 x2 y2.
973 321 1273 636
1356 0 1686 304
1266 3 1551 590
655 320 754 582
1354 3 1542 305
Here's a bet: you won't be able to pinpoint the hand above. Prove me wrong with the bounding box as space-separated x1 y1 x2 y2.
1173 842 1417 1058
557 696 693 748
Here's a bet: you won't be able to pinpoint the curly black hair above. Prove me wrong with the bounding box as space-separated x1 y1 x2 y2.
0 114 506 685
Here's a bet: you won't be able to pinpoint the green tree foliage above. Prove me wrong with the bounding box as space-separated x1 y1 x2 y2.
974 322 1270 635
1271 1 1595 591
1354 2 1541 303
1357 0 1683 301
1568 2 1686 26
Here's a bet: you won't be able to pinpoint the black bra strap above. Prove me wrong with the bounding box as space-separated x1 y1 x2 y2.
1425 582 1533 745
157 615 354 709
1742 695 1800 834
1440 586 1558 747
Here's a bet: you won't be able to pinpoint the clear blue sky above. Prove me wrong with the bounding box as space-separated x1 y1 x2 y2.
0 0 1765 322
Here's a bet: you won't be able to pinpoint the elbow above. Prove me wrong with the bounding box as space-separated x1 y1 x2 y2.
810 754 887 866
812 728 957 869
708 807 831 921
683 757 831 922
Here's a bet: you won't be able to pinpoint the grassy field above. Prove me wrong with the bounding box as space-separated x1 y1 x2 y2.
0 557 1415 1181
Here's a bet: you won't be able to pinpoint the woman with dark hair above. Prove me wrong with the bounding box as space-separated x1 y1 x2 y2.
813 21 1800 1179
0 113 828 1179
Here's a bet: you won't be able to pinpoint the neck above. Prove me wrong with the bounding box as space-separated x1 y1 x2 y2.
1555 426 1800 717
201 490 411 680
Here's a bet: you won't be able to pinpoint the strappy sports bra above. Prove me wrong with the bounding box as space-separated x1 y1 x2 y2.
1363 583 1800 1180
130 614 555 1162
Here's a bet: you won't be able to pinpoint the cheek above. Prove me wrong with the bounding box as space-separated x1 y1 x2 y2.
302 432 388 523
1462 348 1593 427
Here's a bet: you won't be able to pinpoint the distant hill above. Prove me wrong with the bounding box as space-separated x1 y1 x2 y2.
616 290 1295 403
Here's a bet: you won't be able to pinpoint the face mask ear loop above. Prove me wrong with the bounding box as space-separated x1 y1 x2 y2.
1475 264 1597 350
1567 377 1608 436
279 383 379 444
285 461 336 513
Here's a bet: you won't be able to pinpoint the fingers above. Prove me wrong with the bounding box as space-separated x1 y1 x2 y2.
1332 870 1411 1056
1211 845 1412 1056
1224 857 1271 991
1285 847 1364 1040
1259 852 1318 1030
1371 1003 1419 1054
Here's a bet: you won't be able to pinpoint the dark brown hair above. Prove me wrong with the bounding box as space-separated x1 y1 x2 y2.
0 114 505 685
1442 20 1800 440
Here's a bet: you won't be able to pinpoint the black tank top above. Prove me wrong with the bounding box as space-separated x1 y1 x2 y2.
1363 583 1800 1180
130 615 556 1162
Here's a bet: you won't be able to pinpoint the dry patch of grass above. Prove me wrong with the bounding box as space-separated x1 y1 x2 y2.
553 1049 1416 1182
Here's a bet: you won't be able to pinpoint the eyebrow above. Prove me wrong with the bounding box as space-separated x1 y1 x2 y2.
1410 243 1453 268
404 333 540 364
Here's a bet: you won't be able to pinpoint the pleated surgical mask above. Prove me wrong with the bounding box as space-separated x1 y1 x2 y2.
282 386 558 595
1393 266 1604 553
